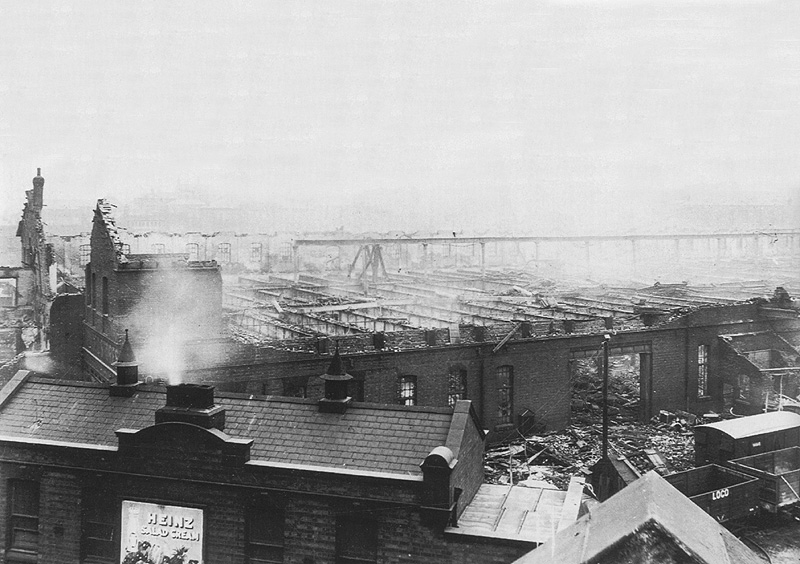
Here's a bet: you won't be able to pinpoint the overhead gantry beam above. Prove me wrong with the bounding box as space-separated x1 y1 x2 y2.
293 229 800 247
292 230 800 280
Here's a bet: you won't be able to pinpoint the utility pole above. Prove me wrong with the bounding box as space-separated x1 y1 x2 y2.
602 334 610 460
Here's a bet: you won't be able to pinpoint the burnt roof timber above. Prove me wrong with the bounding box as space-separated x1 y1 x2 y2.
237 311 320 338
332 284 438 304
320 309 411 332
280 310 370 334
379 282 449 299
379 305 460 327
461 300 596 321
400 300 527 323
293 300 413 313
547 299 633 317
554 296 636 314
606 291 729 309
683 291 757 304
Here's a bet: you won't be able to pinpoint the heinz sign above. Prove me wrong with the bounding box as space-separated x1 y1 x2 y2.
121 501 203 564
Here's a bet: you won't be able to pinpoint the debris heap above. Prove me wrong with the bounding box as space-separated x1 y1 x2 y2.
486 415 696 491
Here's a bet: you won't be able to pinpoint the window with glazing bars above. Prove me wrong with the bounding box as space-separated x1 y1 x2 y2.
448 368 467 406
186 243 200 261
496 366 513 425
251 242 263 263
81 489 116 562
91 272 97 318
7 480 39 556
247 503 284 564
85 265 92 305
79 244 91 267
336 513 377 564
697 345 709 397
102 277 109 315
218 242 232 263
738 373 750 401
398 375 417 406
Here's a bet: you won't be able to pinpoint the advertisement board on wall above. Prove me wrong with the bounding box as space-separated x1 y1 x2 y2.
120 500 204 564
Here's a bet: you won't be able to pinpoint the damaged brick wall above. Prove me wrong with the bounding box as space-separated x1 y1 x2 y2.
49 294 84 368
205 302 800 443
84 201 225 375
14 170 54 351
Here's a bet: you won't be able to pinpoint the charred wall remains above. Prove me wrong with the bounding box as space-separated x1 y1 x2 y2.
19 185 796 443
82 200 224 381
72 204 800 441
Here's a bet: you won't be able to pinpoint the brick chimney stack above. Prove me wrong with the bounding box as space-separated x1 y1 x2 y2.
110 330 140 397
420 446 457 530
31 168 44 212
156 384 226 431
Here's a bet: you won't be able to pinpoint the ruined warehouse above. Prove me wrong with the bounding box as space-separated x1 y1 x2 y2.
54 192 800 442
220 278 800 442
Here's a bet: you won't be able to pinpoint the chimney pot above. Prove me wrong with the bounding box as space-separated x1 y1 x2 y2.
111 329 139 397
319 346 353 413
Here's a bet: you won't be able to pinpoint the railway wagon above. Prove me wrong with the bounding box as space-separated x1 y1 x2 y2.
694 411 800 465
729 446 800 512
664 464 759 522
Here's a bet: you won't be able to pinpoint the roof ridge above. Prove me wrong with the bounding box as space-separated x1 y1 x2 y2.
27 376 112 389
0 370 32 409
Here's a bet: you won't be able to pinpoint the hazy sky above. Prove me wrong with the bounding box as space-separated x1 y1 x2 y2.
1 1 799 229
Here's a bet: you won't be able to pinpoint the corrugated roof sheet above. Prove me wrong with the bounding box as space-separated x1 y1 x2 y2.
0 377 453 476
448 478 584 544
697 411 800 440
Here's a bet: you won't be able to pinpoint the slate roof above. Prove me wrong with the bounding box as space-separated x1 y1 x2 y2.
0 375 455 477
512 471 763 564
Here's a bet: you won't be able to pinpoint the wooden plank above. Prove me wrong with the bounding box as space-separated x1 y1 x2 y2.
558 477 585 531
497 488 539 536
522 489 564 541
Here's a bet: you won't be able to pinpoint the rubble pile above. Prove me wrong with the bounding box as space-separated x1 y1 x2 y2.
570 355 641 425
486 415 696 491
486 352 702 490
